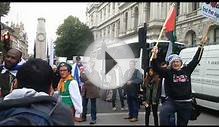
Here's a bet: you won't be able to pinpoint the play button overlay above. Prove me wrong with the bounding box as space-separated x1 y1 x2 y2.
83 37 136 90
105 51 117 75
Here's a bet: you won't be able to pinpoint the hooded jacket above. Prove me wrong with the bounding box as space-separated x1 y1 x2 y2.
0 88 74 125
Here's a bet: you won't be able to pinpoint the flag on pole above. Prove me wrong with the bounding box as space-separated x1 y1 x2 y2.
165 3 177 62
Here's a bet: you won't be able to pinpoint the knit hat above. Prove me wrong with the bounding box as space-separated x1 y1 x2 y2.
58 62 72 72
167 54 182 64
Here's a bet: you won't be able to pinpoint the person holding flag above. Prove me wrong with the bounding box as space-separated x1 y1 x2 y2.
150 3 210 126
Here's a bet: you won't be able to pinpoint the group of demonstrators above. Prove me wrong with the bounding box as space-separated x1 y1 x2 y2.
0 51 99 125
0 34 207 125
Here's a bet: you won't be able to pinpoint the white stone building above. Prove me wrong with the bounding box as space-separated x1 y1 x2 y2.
86 2 219 47
1 22 29 60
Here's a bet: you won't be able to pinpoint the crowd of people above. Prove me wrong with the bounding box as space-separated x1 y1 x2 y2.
0 36 207 125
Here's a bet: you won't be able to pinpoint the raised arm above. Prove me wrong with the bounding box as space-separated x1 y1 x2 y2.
186 36 208 74
151 46 168 78
186 46 204 74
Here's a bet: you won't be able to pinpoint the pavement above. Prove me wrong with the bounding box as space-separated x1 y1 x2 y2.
74 97 219 126
74 98 154 126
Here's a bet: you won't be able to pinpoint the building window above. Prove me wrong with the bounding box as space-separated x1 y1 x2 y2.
191 32 196 46
112 3 115 13
104 8 106 20
146 3 150 22
100 30 102 38
214 28 219 44
117 20 120 37
112 23 115 37
108 4 110 13
176 2 180 16
192 2 199 11
108 26 110 36
100 11 102 21
134 7 139 29
91 15 93 26
125 12 128 32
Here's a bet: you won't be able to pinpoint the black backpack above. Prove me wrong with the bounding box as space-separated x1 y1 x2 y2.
0 96 58 125
190 97 201 120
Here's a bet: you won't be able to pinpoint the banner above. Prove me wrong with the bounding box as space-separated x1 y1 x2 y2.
201 2 219 22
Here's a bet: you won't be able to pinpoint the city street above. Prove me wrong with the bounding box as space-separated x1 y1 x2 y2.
75 97 219 126
1 2 219 126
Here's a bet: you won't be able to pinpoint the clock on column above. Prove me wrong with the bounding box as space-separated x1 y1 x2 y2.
37 33 45 41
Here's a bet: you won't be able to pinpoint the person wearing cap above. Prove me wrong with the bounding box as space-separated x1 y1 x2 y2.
151 37 207 126
57 62 83 122
0 48 23 100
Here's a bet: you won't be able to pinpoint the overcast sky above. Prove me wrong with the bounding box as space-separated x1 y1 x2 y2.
1 2 89 55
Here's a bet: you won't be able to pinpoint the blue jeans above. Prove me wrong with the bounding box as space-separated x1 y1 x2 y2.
112 88 125 108
159 98 192 126
127 94 139 119
82 97 97 121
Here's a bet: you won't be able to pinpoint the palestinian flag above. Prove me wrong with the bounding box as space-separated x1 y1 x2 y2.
164 3 177 61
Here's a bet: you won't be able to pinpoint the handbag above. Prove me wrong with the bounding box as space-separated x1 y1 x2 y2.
190 97 201 120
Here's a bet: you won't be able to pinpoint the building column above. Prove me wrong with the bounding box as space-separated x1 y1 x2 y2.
130 8 135 31
115 21 118 37
186 2 190 13
142 3 146 23
166 2 171 16
180 2 184 15
121 14 125 35
158 3 162 19
144 3 150 23
149 3 154 21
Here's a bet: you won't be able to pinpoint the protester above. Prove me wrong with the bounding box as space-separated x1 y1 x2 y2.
0 48 23 100
142 67 160 126
159 62 168 104
159 61 176 126
109 65 126 111
72 56 83 92
123 60 143 122
0 58 74 125
57 62 83 122
81 61 100 124
51 64 60 91
151 37 207 126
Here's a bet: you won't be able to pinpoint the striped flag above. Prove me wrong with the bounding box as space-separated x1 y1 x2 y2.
165 3 177 62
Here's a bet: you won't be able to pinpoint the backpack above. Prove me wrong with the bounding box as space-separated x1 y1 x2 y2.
0 96 59 125
190 97 201 120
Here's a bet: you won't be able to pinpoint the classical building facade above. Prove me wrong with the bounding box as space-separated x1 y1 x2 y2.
86 2 219 47
35 17 47 61
1 22 29 60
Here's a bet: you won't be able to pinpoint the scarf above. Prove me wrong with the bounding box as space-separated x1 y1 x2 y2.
57 75 73 93
1 58 26 76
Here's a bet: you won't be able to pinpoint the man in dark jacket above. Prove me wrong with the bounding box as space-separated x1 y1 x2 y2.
51 64 60 90
0 48 23 100
123 60 143 122
0 58 74 125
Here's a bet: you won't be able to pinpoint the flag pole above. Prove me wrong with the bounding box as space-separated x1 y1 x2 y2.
198 23 211 61
150 3 176 61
